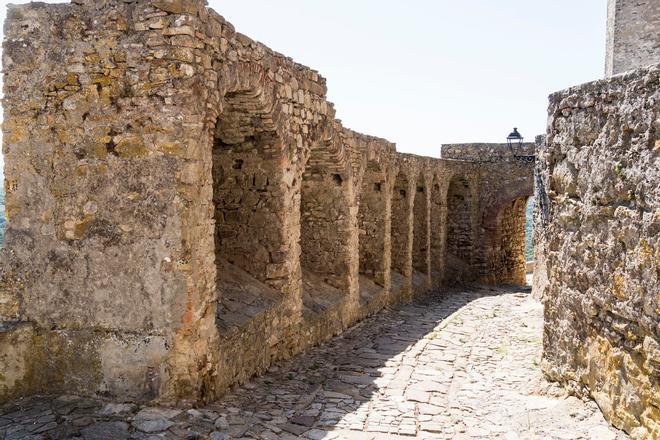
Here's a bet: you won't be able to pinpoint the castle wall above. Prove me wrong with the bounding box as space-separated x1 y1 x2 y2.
0 0 533 405
605 0 660 77
535 63 659 438
0 0 199 401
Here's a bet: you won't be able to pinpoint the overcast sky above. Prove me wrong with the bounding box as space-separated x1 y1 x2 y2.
1 0 607 169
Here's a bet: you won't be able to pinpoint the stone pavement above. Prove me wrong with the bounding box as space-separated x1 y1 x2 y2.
0 285 627 439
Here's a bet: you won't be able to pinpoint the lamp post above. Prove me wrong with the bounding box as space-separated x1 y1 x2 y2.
506 128 534 162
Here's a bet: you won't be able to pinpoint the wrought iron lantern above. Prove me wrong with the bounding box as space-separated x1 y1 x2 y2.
506 127 534 162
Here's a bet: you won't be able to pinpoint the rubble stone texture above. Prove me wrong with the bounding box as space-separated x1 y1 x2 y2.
0 0 533 406
605 0 660 77
535 63 659 439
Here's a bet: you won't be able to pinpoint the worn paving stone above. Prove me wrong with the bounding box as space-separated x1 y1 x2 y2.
80 421 130 439
0 286 629 439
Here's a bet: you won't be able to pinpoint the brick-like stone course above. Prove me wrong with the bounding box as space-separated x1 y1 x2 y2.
0 0 533 405
535 63 659 439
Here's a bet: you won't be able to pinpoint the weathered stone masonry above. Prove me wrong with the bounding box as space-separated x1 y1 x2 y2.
535 64 659 439
605 0 660 77
0 0 532 405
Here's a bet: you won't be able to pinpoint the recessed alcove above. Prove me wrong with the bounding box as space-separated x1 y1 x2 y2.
445 175 474 283
357 161 388 305
212 89 288 331
390 171 411 292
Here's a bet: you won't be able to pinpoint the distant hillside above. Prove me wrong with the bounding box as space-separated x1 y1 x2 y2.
0 185 5 247
525 197 534 261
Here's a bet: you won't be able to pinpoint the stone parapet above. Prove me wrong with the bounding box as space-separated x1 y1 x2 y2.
441 142 536 162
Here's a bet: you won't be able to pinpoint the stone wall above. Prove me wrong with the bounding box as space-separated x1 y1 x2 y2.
441 142 535 161
535 63 659 439
605 0 660 77
0 0 533 405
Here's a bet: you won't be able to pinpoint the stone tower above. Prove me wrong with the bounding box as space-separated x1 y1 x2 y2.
605 0 660 77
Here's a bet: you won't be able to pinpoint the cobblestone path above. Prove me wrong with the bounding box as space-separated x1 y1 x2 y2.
1 286 627 440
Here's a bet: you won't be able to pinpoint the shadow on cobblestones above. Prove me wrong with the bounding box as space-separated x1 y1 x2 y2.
1 284 625 439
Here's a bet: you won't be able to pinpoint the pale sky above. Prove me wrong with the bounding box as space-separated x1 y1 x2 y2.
1 0 607 169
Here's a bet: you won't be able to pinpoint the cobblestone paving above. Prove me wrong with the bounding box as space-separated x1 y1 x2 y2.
0 286 628 439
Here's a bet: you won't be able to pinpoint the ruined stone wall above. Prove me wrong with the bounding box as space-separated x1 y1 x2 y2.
535 63 659 439
605 0 660 77
0 0 533 405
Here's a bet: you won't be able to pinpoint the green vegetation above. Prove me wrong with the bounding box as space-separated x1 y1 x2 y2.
0 185 5 247
525 197 534 261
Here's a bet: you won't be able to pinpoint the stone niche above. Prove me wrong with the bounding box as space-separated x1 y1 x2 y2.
0 0 534 405
535 63 659 439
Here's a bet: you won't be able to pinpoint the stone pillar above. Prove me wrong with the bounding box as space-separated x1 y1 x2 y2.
0 0 217 403
412 173 431 290
429 173 448 287
390 168 415 299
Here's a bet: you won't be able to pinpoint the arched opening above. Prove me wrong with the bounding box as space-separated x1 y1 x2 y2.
445 175 474 283
300 145 352 310
357 161 388 302
390 171 412 292
429 175 446 285
412 174 430 291
212 89 287 331
491 197 529 285
525 196 534 263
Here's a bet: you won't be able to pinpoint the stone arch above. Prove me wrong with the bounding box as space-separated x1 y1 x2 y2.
212 89 287 285
481 196 529 284
357 160 388 288
445 174 476 283
210 86 296 349
390 169 413 283
429 173 447 284
299 138 354 301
